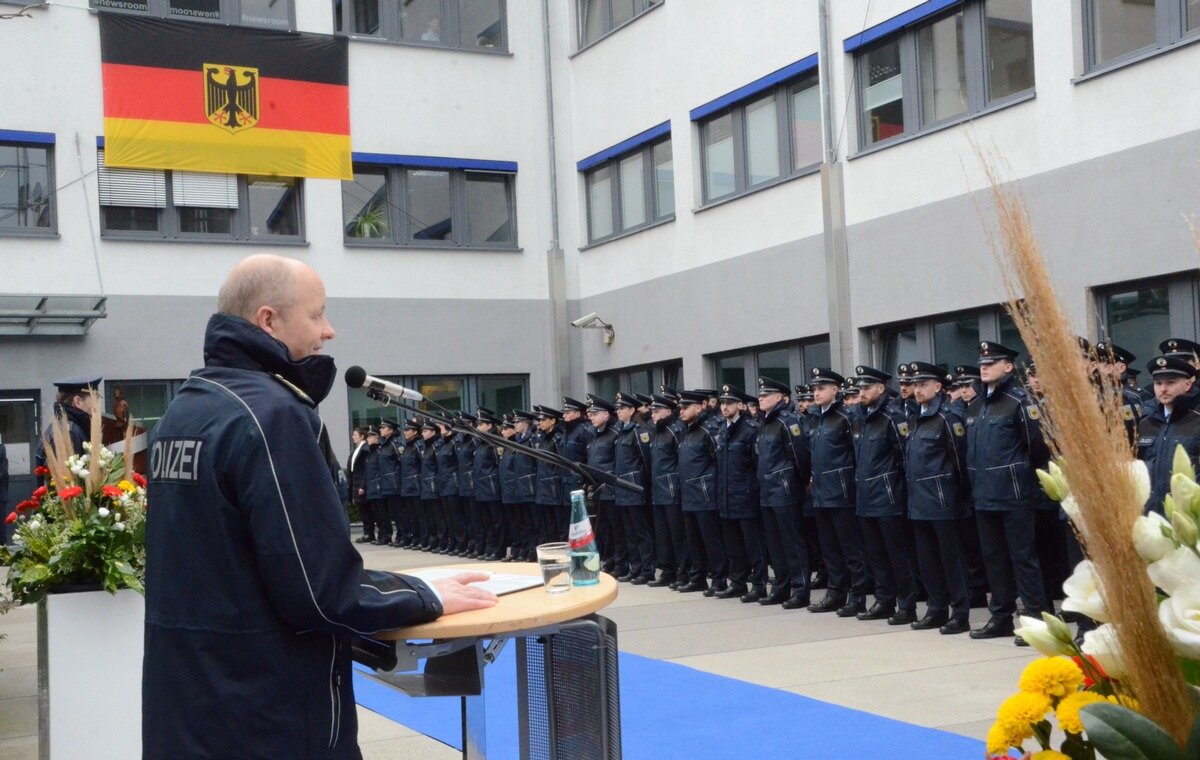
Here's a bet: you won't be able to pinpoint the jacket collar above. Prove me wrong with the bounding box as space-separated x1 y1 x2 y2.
201 312 336 405
918 393 945 418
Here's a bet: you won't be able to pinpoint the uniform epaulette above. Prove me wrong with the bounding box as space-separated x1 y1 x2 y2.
271 373 314 405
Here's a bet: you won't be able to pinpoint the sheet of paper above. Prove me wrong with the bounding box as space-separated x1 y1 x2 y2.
403 568 544 597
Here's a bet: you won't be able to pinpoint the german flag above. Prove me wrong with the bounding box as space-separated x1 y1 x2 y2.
99 15 351 180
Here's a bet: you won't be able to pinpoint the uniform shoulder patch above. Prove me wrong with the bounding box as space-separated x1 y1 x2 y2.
1025 405 1040 420
897 422 909 437
271 373 314 404
398 445 405 453
639 432 650 443
1121 404 1135 421
952 422 966 437
789 423 802 437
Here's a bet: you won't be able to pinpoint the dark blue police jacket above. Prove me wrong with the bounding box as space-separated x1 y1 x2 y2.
363 442 382 501
399 436 421 498
454 433 475 497
532 427 565 507
376 434 401 497
964 374 1049 511
419 438 438 500
853 399 908 518
905 394 970 521
434 436 458 497
561 418 595 501
473 441 500 503
649 417 682 507
809 401 859 509
1138 385 1200 514
586 423 618 502
514 432 537 502
678 419 718 512
613 421 650 507
499 442 520 504
755 405 811 510
143 314 442 759
716 414 760 520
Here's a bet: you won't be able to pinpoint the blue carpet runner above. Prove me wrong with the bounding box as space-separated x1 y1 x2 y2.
353 646 985 758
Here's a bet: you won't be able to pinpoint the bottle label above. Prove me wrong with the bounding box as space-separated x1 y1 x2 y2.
568 516 594 550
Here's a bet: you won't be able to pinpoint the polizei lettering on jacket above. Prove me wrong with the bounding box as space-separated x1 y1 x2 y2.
151 437 204 484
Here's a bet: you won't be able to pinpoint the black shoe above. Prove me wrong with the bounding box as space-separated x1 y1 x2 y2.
355 535 374 544
781 594 811 610
372 538 390 546
677 580 708 593
631 576 651 586
887 609 917 626
970 617 1015 640
910 611 949 630
601 562 615 574
668 581 682 591
616 573 635 583
740 588 766 604
389 540 404 548
811 571 828 590
939 617 971 635
759 587 790 606
807 594 846 613
969 593 989 609
1014 635 1031 647
704 580 728 598
836 599 866 618
715 584 747 600
647 575 675 588
856 602 896 621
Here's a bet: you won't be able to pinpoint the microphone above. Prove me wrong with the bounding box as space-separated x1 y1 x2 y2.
344 366 425 402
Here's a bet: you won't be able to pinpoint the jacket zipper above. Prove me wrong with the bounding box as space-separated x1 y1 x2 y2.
329 636 341 748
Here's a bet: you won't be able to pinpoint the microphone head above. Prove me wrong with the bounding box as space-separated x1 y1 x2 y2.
344 366 367 389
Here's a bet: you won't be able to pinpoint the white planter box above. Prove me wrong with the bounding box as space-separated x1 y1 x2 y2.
38 588 144 760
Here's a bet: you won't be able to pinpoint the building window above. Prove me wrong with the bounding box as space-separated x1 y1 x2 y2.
582 135 673 244
857 0 1034 149
590 360 682 400
347 374 528 427
698 72 821 204
0 140 55 235
577 0 661 48
104 380 186 437
1094 275 1200 374
708 338 830 391
92 0 294 29
97 151 303 242
335 0 507 52
1084 0 1199 71
342 162 517 249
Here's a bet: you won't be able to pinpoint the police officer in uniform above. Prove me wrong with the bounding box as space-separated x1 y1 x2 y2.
531 405 565 544
648 394 687 588
473 408 505 560
435 421 466 556
38 376 102 475
852 366 917 624
905 362 972 634
586 395 624 576
454 412 481 558
676 390 726 594
966 341 1050 644
418 419 443 552
375 419 401 546
1126 367 1152 404
1094 341 1143 445
715 385 766 602
614 392 655 583
560 396 595 532
897 364 920 418
754 377 813 609
1138 356 1200 514
513 411 540 560
347 426 372 544
1161 337 1200 370
498 415 522 560
398 419 422 548
807 367 871 616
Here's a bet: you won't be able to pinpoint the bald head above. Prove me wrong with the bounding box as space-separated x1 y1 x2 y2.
218 254 335 361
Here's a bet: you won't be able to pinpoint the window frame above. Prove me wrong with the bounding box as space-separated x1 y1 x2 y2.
854 0 1035 152
0 138 57 238
697 71 822 206
575 0 663 52
90 0 297 30
706 337 831 392
582 135 674 246
98 151 306 243
347 373 529 428
342 162 519 251
335 0 509 54
588 359 683 398
1082 0 1198 74
1093 273 1200 352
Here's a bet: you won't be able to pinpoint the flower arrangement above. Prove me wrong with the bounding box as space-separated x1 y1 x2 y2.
0 405 147 605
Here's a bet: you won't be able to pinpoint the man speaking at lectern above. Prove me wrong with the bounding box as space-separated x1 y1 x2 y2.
143 254 497 759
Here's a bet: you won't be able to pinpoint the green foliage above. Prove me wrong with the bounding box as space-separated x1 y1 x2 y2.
348 203 388 238
1079 702 1188 760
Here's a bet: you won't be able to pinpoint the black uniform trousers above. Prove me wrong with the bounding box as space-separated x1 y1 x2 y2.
858 515 917 612
358 500 376 540
912 519 969 620
801 513 824 576
956 515 989 599
762 505 809 599
814 508 870 602
721 516 766 590
619 504 656 579
379 495 400 542
597 500 628 574
975 508 1048 619
552 503 571 544
1064 518 1096 634
442 495 466 552
1035 508 1068 604
536 503 560 545
653 504 688 581
500 503 521 557
422 498 443 548
524 503 544 559
483 500 506 557
683 509 726 585
464 497 483 554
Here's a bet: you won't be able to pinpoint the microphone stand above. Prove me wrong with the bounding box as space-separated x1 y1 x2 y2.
363 388 643 498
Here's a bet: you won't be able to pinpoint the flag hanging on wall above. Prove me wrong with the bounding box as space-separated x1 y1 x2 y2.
99 15 351 180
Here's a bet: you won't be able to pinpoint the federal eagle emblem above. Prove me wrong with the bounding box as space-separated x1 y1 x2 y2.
897 422 909 437
1121 405 1135 421
639 432 650 443
205 63 259 133
1026 405 1041 420
789 424 802 436
952 422 965 437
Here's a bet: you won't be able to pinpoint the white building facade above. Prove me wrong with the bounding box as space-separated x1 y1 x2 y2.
2 0 1198 493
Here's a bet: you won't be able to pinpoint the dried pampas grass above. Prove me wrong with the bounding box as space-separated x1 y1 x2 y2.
978 149 1193 744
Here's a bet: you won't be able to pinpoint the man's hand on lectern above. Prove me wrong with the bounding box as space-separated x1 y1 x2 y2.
433 572 500 615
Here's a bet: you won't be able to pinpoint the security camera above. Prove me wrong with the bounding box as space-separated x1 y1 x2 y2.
569 312 615 345
571 312 602 329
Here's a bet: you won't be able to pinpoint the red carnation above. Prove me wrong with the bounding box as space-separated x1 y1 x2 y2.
34 466 49 476
102 485 124 498
132 472 147 488
15 500 37 513
32 486 47 501
4 512 16 524
59 486 84 500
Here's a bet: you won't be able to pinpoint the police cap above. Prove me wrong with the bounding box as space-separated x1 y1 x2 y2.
907 361 946 382
532 404 562 420
809 367 844 386
561 396 588 413
978 341 1019 364
586 394 616 413
54 375 102 395
757 377 790 396
1094 341 1135 365
1160 338 1200 361
1148 356 1197 379
854 365 890 386
649 394 677 410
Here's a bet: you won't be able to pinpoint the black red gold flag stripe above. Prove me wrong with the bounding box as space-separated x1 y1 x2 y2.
98 15 351 180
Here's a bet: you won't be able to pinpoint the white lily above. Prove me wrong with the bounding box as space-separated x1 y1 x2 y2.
1133 512 1177 563
1159 587 1200 660
1082 624 1127 677
1061 560 1111 623
1147 546 1200 596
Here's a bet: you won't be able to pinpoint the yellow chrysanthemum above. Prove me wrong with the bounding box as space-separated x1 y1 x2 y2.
1018 656 1084 699
1056 692 1106 735
1031 751 1070 760
118 480 136 493
997 690 1052 727
1106 694 1140 712
986 721 1022 756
